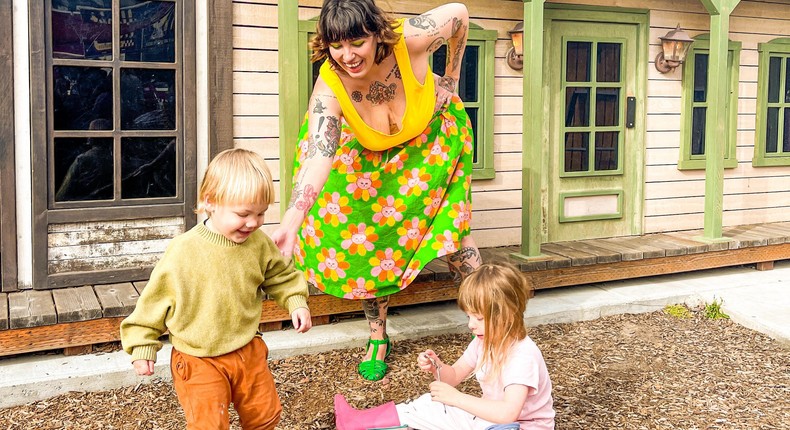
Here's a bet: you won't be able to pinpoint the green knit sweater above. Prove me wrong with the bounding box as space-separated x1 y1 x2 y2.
120 223 309 362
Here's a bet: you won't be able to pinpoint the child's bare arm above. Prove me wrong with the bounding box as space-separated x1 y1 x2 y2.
417 349 473 387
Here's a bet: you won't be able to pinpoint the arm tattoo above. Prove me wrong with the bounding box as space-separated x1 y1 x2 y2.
321 116 340 157
427 37 446 54
408 14 436 30
438 76 456 93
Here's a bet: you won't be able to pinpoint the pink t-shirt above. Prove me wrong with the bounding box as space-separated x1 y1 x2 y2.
461 336 555 430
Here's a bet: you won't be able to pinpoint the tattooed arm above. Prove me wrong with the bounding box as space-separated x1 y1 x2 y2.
403 3 469 99
272 78 342 258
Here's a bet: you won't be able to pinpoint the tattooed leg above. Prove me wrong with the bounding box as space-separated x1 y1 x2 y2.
362 296 390 361
447 236 482 284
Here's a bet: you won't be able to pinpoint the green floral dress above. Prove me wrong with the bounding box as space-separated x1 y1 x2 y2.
292 96 473 299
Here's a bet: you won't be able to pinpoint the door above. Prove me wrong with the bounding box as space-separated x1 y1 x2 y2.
545 16 644 242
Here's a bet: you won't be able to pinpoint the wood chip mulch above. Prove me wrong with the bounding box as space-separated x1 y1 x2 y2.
1 305 788 429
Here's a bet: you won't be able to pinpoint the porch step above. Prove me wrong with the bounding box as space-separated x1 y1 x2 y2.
1 222 790 357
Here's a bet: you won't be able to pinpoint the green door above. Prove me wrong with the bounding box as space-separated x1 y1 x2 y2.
545 16 644 242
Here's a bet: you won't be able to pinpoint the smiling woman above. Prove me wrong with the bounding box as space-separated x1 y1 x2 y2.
272 0 483 382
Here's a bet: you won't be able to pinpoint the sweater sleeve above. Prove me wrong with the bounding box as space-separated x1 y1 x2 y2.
119 262 176 363
259 237 309 314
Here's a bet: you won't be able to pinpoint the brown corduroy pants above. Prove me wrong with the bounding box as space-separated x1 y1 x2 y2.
170 336 282 430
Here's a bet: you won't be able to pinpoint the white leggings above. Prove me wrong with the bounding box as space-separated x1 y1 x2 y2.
395 393 497 430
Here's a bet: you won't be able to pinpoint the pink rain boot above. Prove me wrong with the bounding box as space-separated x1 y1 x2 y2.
334 394 406 430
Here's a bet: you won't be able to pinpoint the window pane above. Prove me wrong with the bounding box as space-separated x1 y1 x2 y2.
121 68 176 130
54 136 114 201
459 46 478 102
120 0 176 63
786 58 790 103
564 132 589 172
432 45 446 75
784 108 790 153
466 107 478 163
52 0 113 60
54 66 113 130
694 53 708 103
121 137 176 198
566 42 591 82
691 106 706 155
565 87 590 127
594 131 618 170
766 107 779 153
595 88 619 127
768 56 781 103
596 43 620 82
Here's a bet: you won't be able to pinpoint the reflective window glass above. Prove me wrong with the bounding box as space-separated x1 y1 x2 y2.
566 42 591 82
121 137 177 198
54 136 114 201
51 0 113 60
594 131 618 170
596 43 620 82
565 87 590 127
53 66 113 130
121 68 176 130
564 132 589 172
120 0 176 62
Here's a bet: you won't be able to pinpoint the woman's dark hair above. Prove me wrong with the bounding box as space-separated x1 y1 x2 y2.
310 0 400 70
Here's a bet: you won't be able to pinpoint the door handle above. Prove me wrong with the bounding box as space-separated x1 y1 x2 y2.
626 96 636 128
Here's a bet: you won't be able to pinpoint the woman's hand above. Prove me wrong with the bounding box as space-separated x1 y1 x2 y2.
271 225 297 259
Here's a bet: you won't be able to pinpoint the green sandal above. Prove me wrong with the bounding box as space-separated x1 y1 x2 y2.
358 337 391 381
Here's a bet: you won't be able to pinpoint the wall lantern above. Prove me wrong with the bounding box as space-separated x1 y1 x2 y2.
506 22 524 71
655 24 694 73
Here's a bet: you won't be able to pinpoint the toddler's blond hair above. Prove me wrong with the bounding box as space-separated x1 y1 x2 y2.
196 148 275 214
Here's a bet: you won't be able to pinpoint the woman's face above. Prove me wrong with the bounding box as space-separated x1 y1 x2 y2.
328 35 377 78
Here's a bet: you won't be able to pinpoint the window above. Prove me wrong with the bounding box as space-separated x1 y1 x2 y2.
297 21 496 179
42 0 194 215
679 35 740 170
754 38 790 166
561 38 626 176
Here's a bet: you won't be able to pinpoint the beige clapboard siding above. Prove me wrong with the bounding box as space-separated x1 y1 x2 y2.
642 2 790 233
47 218 183 274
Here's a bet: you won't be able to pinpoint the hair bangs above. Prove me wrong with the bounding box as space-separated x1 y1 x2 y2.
196 149 275 214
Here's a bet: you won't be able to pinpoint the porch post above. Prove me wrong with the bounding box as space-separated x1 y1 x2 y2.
698 0 739 240
520 0 545 257
278 1 300 216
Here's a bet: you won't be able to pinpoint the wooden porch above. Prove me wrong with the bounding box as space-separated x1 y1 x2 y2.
2 221 790 358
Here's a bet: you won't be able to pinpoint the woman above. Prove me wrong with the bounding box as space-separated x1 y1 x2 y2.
273 0 482 381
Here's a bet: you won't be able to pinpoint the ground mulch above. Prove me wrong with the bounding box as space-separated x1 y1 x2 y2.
1 305 788 429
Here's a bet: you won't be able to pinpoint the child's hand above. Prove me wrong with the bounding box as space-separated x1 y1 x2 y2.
417 349 441 374
428 380 461 406
133 359 155 376
291 307 312 333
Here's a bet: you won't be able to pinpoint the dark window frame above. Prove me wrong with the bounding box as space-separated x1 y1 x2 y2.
28 0 208 289
1 0 17 292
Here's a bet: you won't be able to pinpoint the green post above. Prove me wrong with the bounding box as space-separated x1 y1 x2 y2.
278 1 300 216
520 0 545 257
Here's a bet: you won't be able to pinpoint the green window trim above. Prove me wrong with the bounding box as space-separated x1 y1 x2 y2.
679 35 740 170
296 21 496 180
753 37 790 167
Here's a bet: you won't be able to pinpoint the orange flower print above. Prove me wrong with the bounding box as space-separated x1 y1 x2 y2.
431 229 459 257
448 201 472 231
422 136 450 166
423 187 446 217
362 148 382 166
317 248 350 282
415 126 431 147
397 217 428 250
333 146 361 174
317 192 352 226
369 248 405 282
305 268 324 292
459 127 474 155
340 223 378 255
449 161 466 184
400 259 423 288
398 168 431 197
341 277 377 299
301 215 324 247
346 171 381 201
383 152 409 174
440 115 458 136
372 195 406 227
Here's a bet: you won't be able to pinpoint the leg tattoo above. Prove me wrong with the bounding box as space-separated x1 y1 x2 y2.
447 246 482 283
362 296 389 336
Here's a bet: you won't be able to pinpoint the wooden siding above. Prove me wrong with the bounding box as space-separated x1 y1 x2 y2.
46 218 184 275
235 0 525 248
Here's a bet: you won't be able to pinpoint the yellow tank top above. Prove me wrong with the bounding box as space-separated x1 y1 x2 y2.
319 19 435 152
